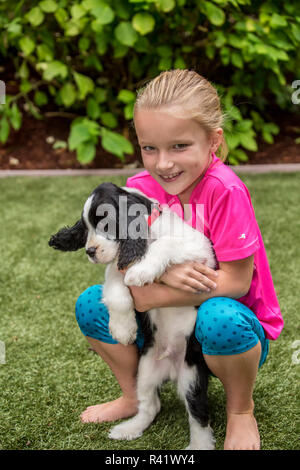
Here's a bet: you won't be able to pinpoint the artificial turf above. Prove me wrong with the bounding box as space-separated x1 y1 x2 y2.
0 173 299 450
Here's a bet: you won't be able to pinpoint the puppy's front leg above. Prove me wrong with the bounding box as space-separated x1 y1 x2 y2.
102 262 138 346
124 238 185 286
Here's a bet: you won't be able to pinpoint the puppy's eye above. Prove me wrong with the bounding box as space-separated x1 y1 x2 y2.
96 217 117 240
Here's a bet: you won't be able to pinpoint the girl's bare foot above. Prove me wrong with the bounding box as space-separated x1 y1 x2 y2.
80 396 138 423
224 411 260 450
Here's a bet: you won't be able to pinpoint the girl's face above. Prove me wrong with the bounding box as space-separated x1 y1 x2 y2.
134 108 222 205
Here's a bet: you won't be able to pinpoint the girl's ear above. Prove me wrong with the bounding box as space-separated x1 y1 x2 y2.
117 238 148 270
49 219 87 251
210 128 223 153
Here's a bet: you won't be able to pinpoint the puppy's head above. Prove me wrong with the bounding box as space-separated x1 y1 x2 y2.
82 182 153 268
49 182 153 268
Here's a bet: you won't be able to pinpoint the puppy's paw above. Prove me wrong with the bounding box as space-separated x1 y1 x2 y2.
109 420 143 441
124 264 157 286
109 315 138 346
185 426 215 450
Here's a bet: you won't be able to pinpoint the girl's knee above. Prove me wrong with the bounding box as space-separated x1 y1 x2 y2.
75 285 107 337
195 297 258 355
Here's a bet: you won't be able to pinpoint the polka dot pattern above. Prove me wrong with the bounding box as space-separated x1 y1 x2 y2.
75 284 144 349
75 289 268 369
195 297 269 368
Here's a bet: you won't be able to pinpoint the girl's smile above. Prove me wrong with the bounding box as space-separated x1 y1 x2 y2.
134 109 220 206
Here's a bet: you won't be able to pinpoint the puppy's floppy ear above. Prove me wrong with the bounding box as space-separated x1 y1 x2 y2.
116 189 151 270
48 219 87 251
117 238 148 270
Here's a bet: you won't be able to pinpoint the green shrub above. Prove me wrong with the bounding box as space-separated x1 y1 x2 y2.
0 0 299 165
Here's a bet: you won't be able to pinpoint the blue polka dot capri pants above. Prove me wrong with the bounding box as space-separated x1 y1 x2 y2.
75 285 269 368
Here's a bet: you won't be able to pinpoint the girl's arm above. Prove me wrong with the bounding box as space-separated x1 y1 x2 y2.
127 255 254 312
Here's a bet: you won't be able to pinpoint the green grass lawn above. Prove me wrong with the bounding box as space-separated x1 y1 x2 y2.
0 173 299 450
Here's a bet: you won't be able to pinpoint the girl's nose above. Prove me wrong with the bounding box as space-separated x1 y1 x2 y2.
156 152 174 173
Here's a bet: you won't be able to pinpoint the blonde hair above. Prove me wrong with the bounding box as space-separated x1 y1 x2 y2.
134 69 228 161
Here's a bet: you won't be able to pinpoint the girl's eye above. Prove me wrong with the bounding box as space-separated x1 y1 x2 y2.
174 144 188 150
142 146 155 152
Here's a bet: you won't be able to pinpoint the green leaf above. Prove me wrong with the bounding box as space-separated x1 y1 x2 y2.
20 80 32 94
269 13 287 28
60 82 77 107
87 97 101 119
262 130 274 144
231 148 249 162
231 51 243 69
70 4 86 20
115 21 138 47
225 132 240 150
157 45 172 58
53 140 67 149
34 91 48 107
239 133 258 151
43 61 68 81
77 141 96 163
101 128 133 159
220 47 230 65
174 56 186 69
93 4 115 24
124 102 134 120
73 72 95 99
155 0 176 13
117 89 135 104
37 43 54 61
79 37 90 52
55 8 68 24
65 22 81 37
25 7 45 26
0 117 10 143
19 36 35 56
158 57 172 70
18 62 29 80
228 155 239 166
292 24 300 42
39 0 58 13
9 104 22 131
201 1 225 26
83 55 103 72
94 87 107 103
68 119 100 150
100 112 118 129
235 120 253 132
132 12 155 35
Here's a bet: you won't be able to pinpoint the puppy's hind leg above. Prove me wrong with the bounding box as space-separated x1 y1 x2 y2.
177 363 215 450
109 352 166 441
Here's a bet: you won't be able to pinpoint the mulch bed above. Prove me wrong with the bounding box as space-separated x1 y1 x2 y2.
1 76 300 170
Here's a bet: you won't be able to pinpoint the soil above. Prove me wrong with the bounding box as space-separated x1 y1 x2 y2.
1 78 300 170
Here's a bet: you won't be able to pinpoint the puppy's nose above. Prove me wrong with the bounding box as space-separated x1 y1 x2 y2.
86 247 97 257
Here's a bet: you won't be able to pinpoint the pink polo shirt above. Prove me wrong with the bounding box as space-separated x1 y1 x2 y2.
126 153 283 340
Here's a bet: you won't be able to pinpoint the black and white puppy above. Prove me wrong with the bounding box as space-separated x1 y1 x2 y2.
49 182 216 450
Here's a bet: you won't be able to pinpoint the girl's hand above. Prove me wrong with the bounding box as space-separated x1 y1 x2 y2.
158 261 218 293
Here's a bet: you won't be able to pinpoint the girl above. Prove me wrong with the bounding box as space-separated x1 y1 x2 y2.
75 70 283 450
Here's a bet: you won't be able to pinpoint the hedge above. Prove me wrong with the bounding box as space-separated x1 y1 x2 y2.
0 0 299 165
